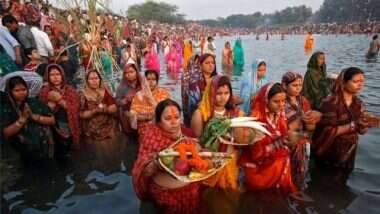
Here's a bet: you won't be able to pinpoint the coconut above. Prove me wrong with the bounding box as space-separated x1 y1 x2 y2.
231 127 256 145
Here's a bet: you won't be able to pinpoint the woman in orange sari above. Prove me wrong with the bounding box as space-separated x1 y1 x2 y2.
191 75 241 191
239 83 297 193
183 40 193 71
132 99 200 214
130 70 170 127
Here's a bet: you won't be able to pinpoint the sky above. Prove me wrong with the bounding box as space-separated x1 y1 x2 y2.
110 0 325 20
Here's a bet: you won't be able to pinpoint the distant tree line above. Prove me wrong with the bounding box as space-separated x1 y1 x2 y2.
125 0 380 26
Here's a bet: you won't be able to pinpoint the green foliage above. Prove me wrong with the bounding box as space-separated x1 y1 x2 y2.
126 0 185 24
316 0 380 23
198 5 312 28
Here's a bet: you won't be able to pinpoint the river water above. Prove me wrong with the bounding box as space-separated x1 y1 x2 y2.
1 35 380 213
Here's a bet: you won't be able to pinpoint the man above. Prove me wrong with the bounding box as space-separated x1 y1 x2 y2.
30 21 54 63
0 23 22 65
2 14 36 64
203 36 216 56
367 34 380 58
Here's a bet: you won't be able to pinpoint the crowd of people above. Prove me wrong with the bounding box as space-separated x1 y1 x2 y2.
0 1 379 214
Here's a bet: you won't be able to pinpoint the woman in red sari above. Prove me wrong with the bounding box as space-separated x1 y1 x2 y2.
281 71 321 188
239 83 297 193
132 99 200 214
312 67 368 178
39 64 81 156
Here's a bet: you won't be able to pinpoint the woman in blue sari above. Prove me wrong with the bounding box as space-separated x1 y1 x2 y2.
239 59 269 115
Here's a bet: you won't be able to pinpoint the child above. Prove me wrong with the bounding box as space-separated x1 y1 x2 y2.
24 48 42 72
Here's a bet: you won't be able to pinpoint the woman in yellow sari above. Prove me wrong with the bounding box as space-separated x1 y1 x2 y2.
183 40 193 71
191 75 242 191
130 70 170 128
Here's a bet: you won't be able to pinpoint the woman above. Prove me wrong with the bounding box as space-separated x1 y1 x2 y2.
233 39 244 67
1 76 55 161
222 42 233 68
132 99 201 214
302 52 331 109
39 64 81 157
165 44 181 73
281 71 321 187
240 59 269 115
79 70 118 142
312 67 368 177
143 42 160 74
191 75 241 191
239 83 297 193
116 61 142 134
130 70 170 127
182 53 218 126
183 40 193 71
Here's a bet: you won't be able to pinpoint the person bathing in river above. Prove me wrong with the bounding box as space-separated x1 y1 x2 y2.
366 34 380 59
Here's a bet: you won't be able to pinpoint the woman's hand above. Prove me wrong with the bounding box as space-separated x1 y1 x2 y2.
48 91 62 102
144 159 160 177
303 110 322 124
21 104 32 121
356 117 369 135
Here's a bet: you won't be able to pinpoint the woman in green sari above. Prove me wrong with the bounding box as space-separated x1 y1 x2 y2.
302 52 331 109
233 38 244 68
0 76 55 161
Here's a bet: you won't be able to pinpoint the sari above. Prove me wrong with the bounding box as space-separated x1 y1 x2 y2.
39 64 81 152
282 72 312 188
0 48 18 77
80 75 117 141
304 34 314 50
144 48 160 74
233 39 244 67
115 63 142 133
198 75 241 191
183 40 193 70
165 45 181 73
0 80 53 160
240 59 269 115
132 123 200 214
130 86 170 125
181 54 218 126
312 70 367 173
239 83 297 193
302 52 331 109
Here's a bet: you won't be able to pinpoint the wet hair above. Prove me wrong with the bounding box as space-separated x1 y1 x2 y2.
145 70 159 82
216 76 234 110
207 36 213 41
268 83 286 100
2 14 17 26
36 63 48 76
373 34 378 40
343 67 364 82
155 99 181 123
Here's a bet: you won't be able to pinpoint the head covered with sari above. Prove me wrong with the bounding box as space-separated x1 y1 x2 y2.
116 60 143 105
251 83 287 135
233 38 244 66
198 75 239 122
240 59 268 115
302 51 330 109
39 63 81 147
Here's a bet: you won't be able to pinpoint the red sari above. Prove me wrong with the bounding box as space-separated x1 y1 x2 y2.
39 64 81 148
132 123 200 214
239 83 296 193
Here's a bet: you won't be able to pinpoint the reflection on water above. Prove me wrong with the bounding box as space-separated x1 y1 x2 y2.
2 35 380 213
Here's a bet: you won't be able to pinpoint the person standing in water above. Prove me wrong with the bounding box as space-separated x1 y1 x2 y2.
304 31 314 50
366 34 380 59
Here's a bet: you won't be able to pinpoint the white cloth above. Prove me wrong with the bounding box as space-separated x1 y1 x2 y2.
30 26 54 57
203 41 216 55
